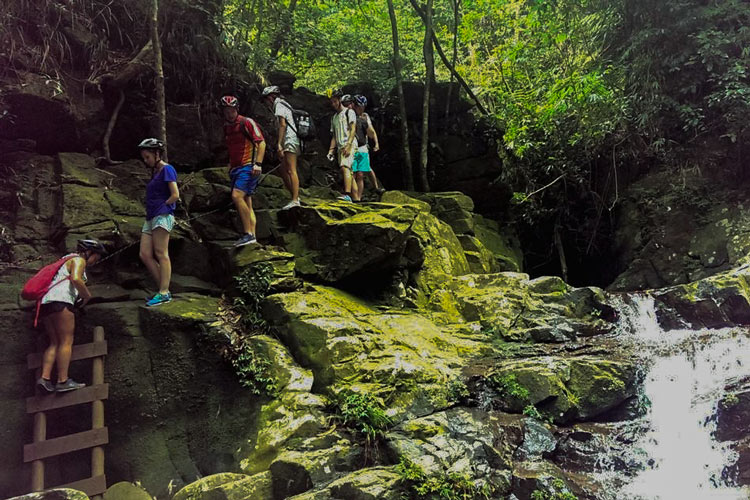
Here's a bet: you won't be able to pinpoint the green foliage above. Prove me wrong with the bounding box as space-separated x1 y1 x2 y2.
522 404 544 420
333 389 392 443
232 263 273 332
227 337 279 397
488 373 530 402
395 458 493 500
447 377 469 403
531 480 578 500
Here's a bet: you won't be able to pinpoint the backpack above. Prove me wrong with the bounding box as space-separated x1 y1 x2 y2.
277 100 317 141
22 255 78 327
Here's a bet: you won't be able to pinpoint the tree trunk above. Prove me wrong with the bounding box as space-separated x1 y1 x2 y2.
96 40 153 90
151 0 168 161
409 0 487 116
418 0 433 192
268 0 298 66
386 0 414 190
444 0 460 121
554 224 569 283
101 90 125 165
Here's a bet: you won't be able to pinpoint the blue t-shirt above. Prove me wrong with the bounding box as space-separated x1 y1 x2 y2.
145 164 177 219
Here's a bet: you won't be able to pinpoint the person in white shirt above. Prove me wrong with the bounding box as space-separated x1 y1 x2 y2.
327 90 359 202
262 86 302 209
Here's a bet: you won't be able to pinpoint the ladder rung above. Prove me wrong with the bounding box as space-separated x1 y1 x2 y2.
58 474 107 497
27 341 107 370
24 428 108 462
26 384 109 413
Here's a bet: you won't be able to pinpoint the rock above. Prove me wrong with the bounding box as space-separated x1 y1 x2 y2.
408 212 470 294
262 286 492 417
724 438 750 486
409 191 475 235
472 214 523 272
161 104 212 168
386 408 513 496
103 482 154 500
715 376 750 442
458 234 501 274
510 462 580 500
173 471 273 500
6 489 89 500
480 356 638 424
651 272 750 329
517 418 556 461
326 467 404 500
379 191 432 214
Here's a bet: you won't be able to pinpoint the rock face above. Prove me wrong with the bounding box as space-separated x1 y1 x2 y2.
715 377 750 486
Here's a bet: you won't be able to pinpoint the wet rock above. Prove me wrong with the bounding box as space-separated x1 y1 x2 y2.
724 438 750 486
517 418 556 461
715 376 750 442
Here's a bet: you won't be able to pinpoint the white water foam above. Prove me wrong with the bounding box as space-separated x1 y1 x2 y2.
614 294 750 500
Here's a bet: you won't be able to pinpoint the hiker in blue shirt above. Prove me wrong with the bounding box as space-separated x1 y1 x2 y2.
137 138 179 307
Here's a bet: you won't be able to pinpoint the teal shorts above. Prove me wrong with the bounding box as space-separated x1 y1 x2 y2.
352 151 371 173
142 214 175 234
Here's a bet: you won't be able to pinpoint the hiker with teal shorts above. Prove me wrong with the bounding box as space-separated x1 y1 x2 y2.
138 138 179 307
34 239 106 393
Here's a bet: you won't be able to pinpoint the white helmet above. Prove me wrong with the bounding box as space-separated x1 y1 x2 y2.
262 85 281 97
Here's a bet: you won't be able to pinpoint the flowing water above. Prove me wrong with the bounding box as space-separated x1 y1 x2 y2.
612 294 750 500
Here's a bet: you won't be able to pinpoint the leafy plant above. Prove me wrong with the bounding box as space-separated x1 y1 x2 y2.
523 404 544 421
488 373 530 402
395 457 493 500
232 263 274 332
447 377 469 403
333 389 392 444
531 480 578 500
225 335 279 397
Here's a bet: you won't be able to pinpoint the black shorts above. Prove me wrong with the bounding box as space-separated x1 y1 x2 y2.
39 301 75 318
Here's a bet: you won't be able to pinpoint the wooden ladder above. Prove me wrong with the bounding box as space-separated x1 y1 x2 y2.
24 326 109 498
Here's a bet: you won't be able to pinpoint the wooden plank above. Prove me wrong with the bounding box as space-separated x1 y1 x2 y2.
23 428 108 462
27 341 107 370
59 475 107 497
26 384 109 414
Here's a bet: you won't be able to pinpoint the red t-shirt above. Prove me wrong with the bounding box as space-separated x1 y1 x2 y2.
224 115 265 168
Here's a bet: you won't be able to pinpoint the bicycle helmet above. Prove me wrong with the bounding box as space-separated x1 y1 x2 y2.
220 95 239 107
137 138 164 150
77 239 107 255
330 88 343 98
341 94 354 105
354 95 368 107
262 86 281 97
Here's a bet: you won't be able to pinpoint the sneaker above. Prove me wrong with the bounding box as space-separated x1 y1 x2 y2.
36 377 55 393
146 292 172 307
337 195 353 202
375 187 386 195
281 200 301 210
233 233 257 247
55 378 86 392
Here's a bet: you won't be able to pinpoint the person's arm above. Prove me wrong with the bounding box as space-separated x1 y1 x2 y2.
278 116 287 158
166 182 179 205
69 257 92 305
253 140 266 176
366 115 380 152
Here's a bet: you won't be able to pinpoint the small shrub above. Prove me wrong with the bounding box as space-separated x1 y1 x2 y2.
227 337 279 397
489 373 530 401
333 389 392 443
395 458 493 500
523 404 544 420
232 263 273 332
447 378 469 403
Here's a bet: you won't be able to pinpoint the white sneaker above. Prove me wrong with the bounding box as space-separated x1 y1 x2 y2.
281 200 301 210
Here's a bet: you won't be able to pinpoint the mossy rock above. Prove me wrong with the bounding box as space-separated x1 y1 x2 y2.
379 191 432 214
7 489 89 500
57 152 110 187
173 471 272 500
326 466 405 500
103 482 153 500
104 190 145 217
59 183 113 230
472 214 523 272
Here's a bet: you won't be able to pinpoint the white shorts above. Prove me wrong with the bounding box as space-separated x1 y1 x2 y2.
337 148 354 169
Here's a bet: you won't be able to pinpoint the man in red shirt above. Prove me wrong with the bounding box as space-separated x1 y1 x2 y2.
221 95 266 246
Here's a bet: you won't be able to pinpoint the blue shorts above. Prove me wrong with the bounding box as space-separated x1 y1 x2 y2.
142 214 175 234
352 151 371 173
230 165 261 195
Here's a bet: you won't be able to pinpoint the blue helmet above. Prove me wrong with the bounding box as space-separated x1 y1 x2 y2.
354 95 367 107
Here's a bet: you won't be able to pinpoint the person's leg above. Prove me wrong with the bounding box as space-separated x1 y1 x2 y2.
151 227 171 294
54 308 76 382
40 314 58 381
287 152 299 202
232 188 254 234
139 231 160 285
280 156 292 194
355 172 364 201
368 169 381 190
244 194 256 235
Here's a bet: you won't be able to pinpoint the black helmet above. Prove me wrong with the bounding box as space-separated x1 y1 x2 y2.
137 138 164 150
330 88 343 99
77 239 107 255
262 85 281 97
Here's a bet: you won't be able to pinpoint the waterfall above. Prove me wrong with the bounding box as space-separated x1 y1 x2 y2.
613 294 750 499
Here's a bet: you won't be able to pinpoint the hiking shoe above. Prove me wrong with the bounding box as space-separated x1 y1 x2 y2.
146 292 172 307
337 195 353 202
55 378 85 392
233 233 257 247
375 187 386 195
281 200 301 210
36 377 55 393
